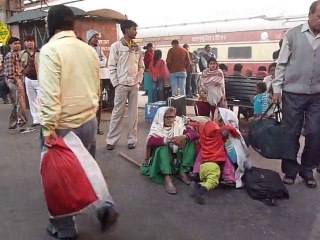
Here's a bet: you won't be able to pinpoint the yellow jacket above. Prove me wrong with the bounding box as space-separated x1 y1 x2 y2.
39 31 100 136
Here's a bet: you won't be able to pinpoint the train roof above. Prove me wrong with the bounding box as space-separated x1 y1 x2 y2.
136 15 307 38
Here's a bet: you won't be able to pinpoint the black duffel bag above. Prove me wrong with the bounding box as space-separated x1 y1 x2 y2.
244 167 289 206
248 104 298 160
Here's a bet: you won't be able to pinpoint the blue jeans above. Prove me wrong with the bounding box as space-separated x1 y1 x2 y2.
152 78 164 102
169 71 187 96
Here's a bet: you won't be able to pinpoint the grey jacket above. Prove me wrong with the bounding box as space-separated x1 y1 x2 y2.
108 38 144 87
273 23 320 94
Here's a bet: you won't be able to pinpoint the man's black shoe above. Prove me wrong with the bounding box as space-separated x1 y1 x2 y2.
128 143 136 149
97 203 119 232
46 227 78 239
106 144 115 150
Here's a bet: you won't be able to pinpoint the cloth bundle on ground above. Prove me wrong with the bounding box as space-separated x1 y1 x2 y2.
243 167 289 206
41 132 114 217
248 104 297 160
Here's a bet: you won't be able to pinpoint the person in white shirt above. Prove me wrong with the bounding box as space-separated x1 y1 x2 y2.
87 29 108 135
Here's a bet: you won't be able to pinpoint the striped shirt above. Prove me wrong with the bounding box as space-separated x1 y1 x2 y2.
4 51 21 84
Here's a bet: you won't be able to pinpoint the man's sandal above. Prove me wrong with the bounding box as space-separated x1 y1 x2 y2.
303 178 317 188
283 176 295 185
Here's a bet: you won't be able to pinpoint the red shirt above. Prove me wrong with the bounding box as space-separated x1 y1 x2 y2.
144 49 153 70
148 59 169 80
201 121 226 162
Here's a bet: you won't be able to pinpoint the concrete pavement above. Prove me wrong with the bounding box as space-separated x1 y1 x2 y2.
0 94 320 240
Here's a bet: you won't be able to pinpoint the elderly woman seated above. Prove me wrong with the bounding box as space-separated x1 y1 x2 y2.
140 106 199 194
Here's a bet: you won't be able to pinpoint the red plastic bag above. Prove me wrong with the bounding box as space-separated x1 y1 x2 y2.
41 137 98 217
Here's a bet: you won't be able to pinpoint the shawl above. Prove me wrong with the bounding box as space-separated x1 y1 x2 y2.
200 68 226 106
147 107 185 153
200 68 224 90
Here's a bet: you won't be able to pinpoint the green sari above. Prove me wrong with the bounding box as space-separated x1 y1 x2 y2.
140 140 196 184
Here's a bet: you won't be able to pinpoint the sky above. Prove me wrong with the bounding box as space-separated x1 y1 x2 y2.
63 0 315 27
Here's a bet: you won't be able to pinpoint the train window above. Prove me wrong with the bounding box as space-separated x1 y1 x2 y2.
196 47 218 58
228 47 252 59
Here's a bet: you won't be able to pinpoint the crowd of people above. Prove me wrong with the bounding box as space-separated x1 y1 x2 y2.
140 0 320 198
141 105 251 205
140 38 279 120
0 0 320 239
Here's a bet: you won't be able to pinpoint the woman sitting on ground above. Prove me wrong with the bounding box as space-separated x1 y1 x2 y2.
140 106 199 195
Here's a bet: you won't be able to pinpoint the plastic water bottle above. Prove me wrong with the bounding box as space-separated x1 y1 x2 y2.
177 88 180 96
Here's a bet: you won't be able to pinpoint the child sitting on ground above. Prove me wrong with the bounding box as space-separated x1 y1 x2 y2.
190 121 240 205
253 82 270 117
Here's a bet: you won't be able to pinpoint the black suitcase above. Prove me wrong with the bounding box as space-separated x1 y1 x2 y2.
166 95 186 116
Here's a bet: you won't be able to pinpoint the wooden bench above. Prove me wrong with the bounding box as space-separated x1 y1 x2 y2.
225 76 262 119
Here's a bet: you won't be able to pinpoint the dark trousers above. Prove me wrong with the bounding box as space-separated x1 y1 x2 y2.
101 79 115 110
281 91 320 178
0 80 9 102
96 94 102 131
186 72 197 96
152 78 164 102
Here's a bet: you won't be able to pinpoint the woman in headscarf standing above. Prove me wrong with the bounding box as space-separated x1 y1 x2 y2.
140 107 199 194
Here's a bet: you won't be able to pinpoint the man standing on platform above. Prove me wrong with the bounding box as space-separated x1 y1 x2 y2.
273 0 320 188
106 19 144 150
166 40 190 96
4 37 34 133
39 5 118 239
20 35 40 127
86 29 110 135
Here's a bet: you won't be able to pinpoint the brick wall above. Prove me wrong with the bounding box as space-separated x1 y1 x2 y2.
0 0 23 11
74 18 118 59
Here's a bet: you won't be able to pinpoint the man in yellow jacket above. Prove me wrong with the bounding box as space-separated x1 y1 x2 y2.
39 5 118 239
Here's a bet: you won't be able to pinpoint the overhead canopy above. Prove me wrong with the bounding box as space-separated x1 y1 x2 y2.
6 9 47 24
7 7 126 25
69 6 87 16
88 9 127 21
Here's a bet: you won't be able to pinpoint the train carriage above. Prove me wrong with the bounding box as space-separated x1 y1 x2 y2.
136 16 307 73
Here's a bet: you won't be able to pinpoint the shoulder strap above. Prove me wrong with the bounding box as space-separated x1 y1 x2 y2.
260 103 282 119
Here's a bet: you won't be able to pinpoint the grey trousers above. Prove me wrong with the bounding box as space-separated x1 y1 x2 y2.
7 81 28 130
281 91 320 178
106 84 139 145
48 117 99 238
